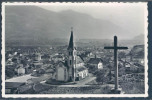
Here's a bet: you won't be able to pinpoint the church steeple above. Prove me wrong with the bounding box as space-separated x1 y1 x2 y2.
67 27 76 82
68 27 74 50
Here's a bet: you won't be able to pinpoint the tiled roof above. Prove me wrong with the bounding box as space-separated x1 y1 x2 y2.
76 66 87 72
80 51 91 58
76 56 84 64
88 58 103 64
55 61 68 68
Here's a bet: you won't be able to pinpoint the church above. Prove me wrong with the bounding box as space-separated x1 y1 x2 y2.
55 28 88 82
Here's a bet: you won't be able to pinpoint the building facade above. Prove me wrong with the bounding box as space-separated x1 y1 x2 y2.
55 28 88 82
87 57 103 69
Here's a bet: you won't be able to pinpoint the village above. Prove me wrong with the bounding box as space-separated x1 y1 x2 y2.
5 29 145 94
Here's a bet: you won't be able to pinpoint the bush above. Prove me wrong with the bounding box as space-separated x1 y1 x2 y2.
95 69 110 84
120 81 144 94
5 68 15 78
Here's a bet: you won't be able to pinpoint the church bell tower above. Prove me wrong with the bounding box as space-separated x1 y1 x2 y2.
67 27 77 82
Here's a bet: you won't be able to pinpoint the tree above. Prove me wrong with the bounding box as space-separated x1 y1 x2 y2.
96 72 104 84
118 52 126 58
6 68 15 78
107 65 112 80
96 69 109 84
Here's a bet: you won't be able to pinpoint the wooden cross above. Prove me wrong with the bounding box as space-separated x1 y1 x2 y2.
104 36 128 91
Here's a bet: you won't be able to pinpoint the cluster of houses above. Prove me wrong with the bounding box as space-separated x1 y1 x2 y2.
5 26 144 94
5 51 66 76
53 29 104 82
118 45 144 73
5 28 105 94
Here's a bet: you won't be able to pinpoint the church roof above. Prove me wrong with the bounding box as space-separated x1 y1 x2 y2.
76 66 87 72
76 56 84 64
55 61 68 68
88 58 103 64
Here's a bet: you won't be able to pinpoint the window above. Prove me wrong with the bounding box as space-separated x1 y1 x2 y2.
70 60 72 65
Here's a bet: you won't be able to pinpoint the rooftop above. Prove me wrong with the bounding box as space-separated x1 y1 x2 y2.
88 58 103 64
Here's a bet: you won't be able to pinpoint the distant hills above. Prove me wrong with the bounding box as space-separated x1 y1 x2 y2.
133 34 145 40
5 6 144 46
130 45 144 58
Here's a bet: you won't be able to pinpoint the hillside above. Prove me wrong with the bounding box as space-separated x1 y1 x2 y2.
6 6 131 41
5 6 144 46
130 45 144 58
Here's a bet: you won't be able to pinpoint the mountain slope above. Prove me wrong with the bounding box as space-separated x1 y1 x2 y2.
5 6 132 43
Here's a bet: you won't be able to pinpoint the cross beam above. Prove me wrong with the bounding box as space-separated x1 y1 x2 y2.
104 36 128 91
104 47 128 49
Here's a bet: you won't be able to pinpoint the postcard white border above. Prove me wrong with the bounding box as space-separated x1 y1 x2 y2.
1 2 148 98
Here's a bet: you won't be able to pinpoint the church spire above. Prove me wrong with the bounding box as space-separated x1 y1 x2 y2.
68 27 74 50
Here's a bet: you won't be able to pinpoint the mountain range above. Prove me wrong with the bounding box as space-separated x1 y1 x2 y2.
5 6 144 46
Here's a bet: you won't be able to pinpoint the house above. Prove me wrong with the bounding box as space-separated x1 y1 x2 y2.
25 64 33 74
124 62 139 72
33 59 43 69
51 55 64 63
132 57 144 65
14 52 18 56
41 54 51 61
15 64 25 75
124 62 131 71
12 57 20 64
130 65 139 72
6 58 14 65
55 28 88 82
134 63 144 73
32 53 41 61
87 56 103 69
79 51 94 62
76 66 88 80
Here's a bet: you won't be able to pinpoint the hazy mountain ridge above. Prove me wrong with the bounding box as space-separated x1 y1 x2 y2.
6 6 133 40
133 34 145 40
5 6 144 46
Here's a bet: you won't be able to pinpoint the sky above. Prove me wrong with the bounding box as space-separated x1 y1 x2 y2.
37 3 146 19
4 3 147 40
37 3 147 36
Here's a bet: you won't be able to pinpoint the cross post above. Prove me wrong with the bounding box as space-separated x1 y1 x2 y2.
104 36 128 92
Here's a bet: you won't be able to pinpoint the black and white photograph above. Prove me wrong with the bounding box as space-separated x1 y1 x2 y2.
2 2 148 98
